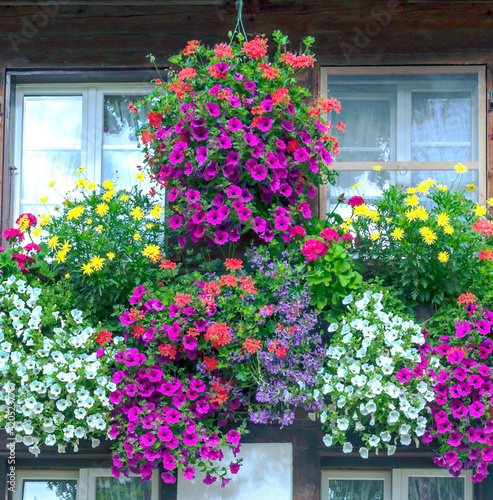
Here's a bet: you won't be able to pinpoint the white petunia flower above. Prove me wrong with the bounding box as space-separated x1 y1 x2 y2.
342 442 353 453
359 447 369 459
323 434 333 447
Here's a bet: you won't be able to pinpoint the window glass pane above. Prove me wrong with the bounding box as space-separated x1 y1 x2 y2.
102 94 149 191
327 72 478 164
21 96 83 216
412 92 474 161
23 480 77 500
21 150 81 216
337 99 392 163
327 479 384 500
408 476 464 500
95 476 152 500
327 169 478 219
23 96 82 150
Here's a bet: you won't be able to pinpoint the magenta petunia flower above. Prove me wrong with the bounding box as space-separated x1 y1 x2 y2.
251 164 267 181
192 127 209 141
258 116 273 132
226 185 242 198
244 80 256 90
162 454 177 471
237 206 252 221
227 117 243 131
293 148 309 162
230 462 241 474
196 147 209 164
139 432 156 448
470 401 485 418
183 467 195 481
205 102 220 117
396 367 412 384
203 474 217 485
226 429 241 444
274 215 289 231
243 132 260 146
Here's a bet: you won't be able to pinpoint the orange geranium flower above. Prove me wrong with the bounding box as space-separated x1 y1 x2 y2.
224 258 243 271
457 293 477 305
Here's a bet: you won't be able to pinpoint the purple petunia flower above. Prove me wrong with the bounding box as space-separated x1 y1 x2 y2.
205 102 220 117
169 214 183 229
258 116 273 132
214 230 228 245
281 120 294 131
192 127 209 141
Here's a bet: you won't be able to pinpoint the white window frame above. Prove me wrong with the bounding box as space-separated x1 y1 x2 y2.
321 470 392 500
395 468 473 500
319 65 487 207
13 468 159 500
321 468 473 500
12 82 153 222
13 469 80 500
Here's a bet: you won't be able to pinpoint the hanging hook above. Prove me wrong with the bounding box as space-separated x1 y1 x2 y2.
230 0 248 43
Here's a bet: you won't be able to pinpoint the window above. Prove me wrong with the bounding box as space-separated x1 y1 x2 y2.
321 469 473 500
12 82 153 222
14 469 159 500
319 66 486 217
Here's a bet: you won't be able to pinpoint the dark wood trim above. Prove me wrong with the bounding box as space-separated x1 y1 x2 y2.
1 71 12 240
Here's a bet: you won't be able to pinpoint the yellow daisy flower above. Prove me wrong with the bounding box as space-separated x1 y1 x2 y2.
406 187 418 194
454 163 468 174
352 205 370 217
40 197 49 203
39 214 51 227
87 181 97 190
373 165 382 171
150 204 165 219
75 178 88 189
130 206 145 221
404 208 418 221
133 233 141 241
76 166 85 173
370 233 380 241
475 205 487 217
465 183 477 192
436 185 448 191
90 255 105 271
142 244 161 261
87 219 93 225
81 262 94 275
102 190 115 201
438 251 449 263
48 181 56 187
405 195 419 207
419 227 437 245
64 273 70 279
121 194 130 201
350 183 362 190
61 240 72 252
102 180 115 190
488 198 493 207
66 206 85 220
391 228 404 241
32 227 42 237
55 249 67 264
96 225 103 232
145 223 154 229
368 210 380 222
135 172 146 182
436 212 450 227
95 203 109 216
47 236 59 249
444 225 454 235
415 206 428 221
107 252 115 260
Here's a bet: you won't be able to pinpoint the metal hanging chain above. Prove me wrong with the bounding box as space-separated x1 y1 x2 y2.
231 0 248 42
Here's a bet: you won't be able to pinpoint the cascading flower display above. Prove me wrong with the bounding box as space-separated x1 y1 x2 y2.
423 300 493 482
312 291 438 458
0 275 120 455
134 31 340 250
108 248 324 485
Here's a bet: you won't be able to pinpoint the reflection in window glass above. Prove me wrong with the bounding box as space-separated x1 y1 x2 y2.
21 96 83 216
102 94 149 192
328 479 384 500
412 92 472 162
23 480 77 500
95 476 152 500
408 476 464 500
